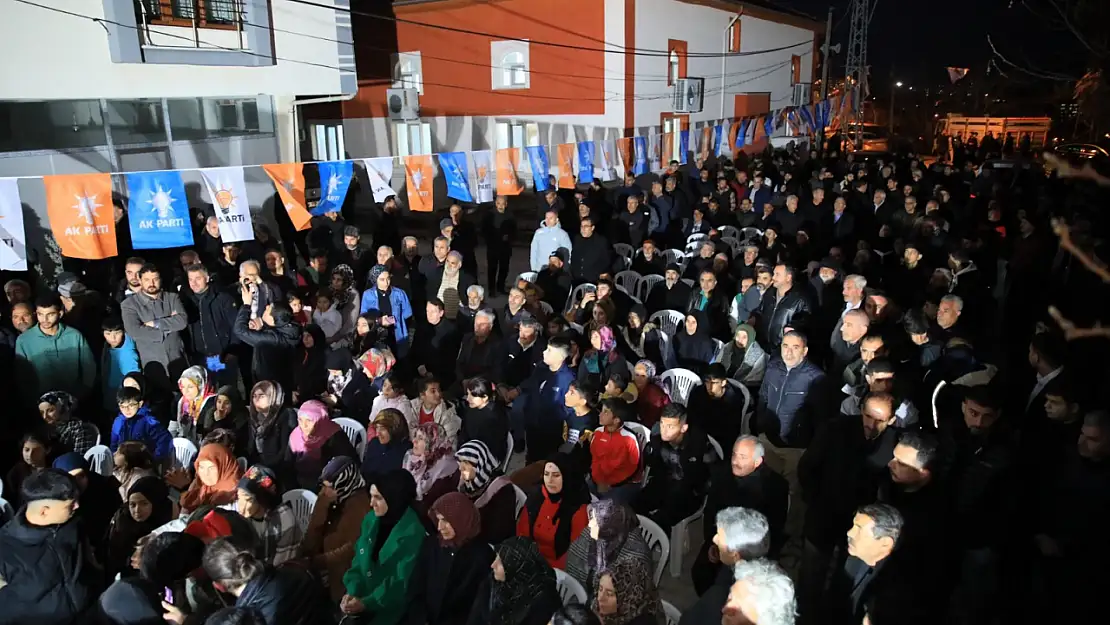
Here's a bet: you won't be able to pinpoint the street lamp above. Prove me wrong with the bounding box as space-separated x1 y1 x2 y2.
890 81 905 134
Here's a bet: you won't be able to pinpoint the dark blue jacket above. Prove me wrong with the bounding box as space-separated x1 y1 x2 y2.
522 364 576 428
756 357 828 448
236 566 333 625
0 513 98 624
110 406 174 462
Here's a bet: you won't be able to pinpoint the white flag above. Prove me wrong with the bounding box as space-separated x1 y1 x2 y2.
649 134 662 172
363 157 395 203
0 178 27 271
718 120 731 157
198 167 253 243
597 139 617 182
471 150 495 203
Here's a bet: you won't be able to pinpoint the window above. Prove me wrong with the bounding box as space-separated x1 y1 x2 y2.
667 40 687 86
791 55 802 85
310 124 345 161
491 41 531 90
728 18 742 53
393 122 432 156
139 0 243 30
495 122 529 149
392 52 424 95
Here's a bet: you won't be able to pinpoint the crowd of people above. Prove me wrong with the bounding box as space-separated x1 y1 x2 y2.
1 132 1108 625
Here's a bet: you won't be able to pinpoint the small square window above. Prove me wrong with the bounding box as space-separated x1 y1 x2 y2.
392 52 423 95
492 41 530 90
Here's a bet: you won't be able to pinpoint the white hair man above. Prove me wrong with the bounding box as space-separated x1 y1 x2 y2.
680 508 770 625
725 559 797 625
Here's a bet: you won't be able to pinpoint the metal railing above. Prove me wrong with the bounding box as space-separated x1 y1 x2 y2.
135 0 245 49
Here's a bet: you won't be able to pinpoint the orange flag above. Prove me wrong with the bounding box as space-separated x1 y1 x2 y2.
495 148 523 196
44 173 117 260
728 124 739 157
616 138 633 174
261 163 311 231
662 132 674 163
404 155 435 212
699 126 712 161
556 144 576 189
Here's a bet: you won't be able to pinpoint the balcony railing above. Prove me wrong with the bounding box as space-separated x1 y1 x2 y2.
135 0 247 49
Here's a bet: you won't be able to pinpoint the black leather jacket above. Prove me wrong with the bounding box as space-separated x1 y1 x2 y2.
755 287 813 349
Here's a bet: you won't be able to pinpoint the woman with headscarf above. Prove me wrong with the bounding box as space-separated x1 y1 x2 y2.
517 452 591 569
326 348 377 425
578 325 628 391
197 385 250 454
300 456 372 601
408 493 495 625
465 537 562 625
236 465 303 566
591 558 664 625
616 305 667 373
38 390 98 456
168 442 242 514
105 476 173 579
245 381 297 488
359 345 397 395
564 501 653 599
174 365 217 441
455 440 517 544
361 408 412 484
289 400 357 489
718 323 768 387
630 361 671 429
329 264 360 347
360 265 414 358
291 324 329 404
672 311 717 376
342 469 426 625
403 422 459 515
112 440 156 500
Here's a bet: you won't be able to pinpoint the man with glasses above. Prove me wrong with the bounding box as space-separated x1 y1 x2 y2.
571 216 613 285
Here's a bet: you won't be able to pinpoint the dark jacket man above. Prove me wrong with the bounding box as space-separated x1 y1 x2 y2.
184 286 238 359
233 305 302 390
755 286 812 349
704 460 789 556
645 273 692 316
570 231 613 285
408 317 462 388
756 356 828 448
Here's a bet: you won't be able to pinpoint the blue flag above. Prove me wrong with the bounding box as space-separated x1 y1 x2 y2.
735 120 749 149
577 142 595 184
526 146 550 192
713 125 724 155
817 100 831 131
633 136 648 175
799 105 816 134
314 161 353 215
679 130 689 164
439 152 473 203
125 170 193 250
764 113 776 139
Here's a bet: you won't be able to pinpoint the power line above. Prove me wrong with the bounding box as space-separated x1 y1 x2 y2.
281 0 814 58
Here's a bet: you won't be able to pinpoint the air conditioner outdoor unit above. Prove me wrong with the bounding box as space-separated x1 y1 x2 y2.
792 83 812 107
672 78 705 113
387 88 420 121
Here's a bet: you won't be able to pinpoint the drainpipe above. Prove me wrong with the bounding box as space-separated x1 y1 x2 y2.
720 11 744 119
291 93 357 162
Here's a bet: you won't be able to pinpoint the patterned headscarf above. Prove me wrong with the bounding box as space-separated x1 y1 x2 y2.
320 455 365 503
179 443 242 513
634 359 671 401
429 492 481 548
177 366 215 427
591 557 664 625
490 537 557 625
595 325 617 352
367 264 388 290
237 464 280 510
403 422 457 499
39 390 77 422
331 264 355 309
455 440 500 495
247 380 285 441
358 346 396 380
588 500 640 580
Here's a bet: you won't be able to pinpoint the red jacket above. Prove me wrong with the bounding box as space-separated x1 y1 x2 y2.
636 383 671 428
590 425 642 487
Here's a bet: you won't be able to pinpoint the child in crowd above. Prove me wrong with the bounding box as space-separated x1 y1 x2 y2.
3 432 50 509
313 288 343 342
288 290 311 326
99 315 140 414
110 386 174 468
601 371 638 404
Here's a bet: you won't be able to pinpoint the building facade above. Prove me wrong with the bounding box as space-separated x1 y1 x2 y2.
328 0 819 162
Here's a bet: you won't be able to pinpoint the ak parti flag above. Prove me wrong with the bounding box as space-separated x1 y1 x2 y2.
556 144 576 189
403 155 435 212
44 173 117 260
616 138 633 176
495 148 524 196
699 126 712 161
262 163 311 231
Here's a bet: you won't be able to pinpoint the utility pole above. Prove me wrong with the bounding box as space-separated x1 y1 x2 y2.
817 7 835 153
845 0 871 150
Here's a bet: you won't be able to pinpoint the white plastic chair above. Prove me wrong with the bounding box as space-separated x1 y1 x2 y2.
636 514 671 586
615 285 642 306
662 600 682 625
555 569 587 605
615 270 642 295
706 435 725 461
333 418 367 459
0 476 3 497
685 240 707 255
740 227 764 243
500 432 514 473
613 243 634 261
89 423 102 447
237 457 249 472
565 283 596 313
648 310 685 337
726 379 754 435
623 422 651 452
659 368 702 406
282 488 318 534
686 233 708 245
662 249 685 266
721 236 743 258
517 271 538 284
681 278 695 288
513 484 527 519
668 503 705 577
712 339 725 362
172 438 198 471
0 497 13 523
83 445 114 476
639 274 664 302
718 225 740 240
539 301 554 315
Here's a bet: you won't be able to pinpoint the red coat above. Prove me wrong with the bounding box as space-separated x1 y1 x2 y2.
636 382 671 428
516 496 588 569
590 426 641 486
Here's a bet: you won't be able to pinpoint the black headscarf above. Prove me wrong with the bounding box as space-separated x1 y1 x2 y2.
490 537 557 625
294 324 329 399
524 452 590 560
108 477 173 576
372 468 417 561
626 303 648 345
674 310 716 366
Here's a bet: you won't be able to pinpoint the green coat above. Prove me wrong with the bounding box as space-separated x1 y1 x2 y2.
342 506 425 625
15 323 97 404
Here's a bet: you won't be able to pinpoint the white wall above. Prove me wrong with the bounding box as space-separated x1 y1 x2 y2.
0 0 348 100
633 0 815 128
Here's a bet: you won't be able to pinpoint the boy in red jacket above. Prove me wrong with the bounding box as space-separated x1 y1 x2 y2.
589 399 643 504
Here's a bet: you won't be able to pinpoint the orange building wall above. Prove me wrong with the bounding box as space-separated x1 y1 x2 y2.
344 0 607 119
